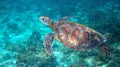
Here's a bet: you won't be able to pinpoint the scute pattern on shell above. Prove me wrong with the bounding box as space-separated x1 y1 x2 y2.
55 21 107 50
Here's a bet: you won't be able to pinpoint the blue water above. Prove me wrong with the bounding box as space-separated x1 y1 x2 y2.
0 0 120 67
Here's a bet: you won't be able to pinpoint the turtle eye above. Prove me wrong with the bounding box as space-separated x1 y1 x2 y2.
43 18 46 22
40 17 45 22
40 17 45 21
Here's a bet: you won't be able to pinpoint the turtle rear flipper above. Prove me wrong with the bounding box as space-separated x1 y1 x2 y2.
99 44 111 55
43 33 54 55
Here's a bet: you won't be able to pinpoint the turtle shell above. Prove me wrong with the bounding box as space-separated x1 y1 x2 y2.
55 21 107 50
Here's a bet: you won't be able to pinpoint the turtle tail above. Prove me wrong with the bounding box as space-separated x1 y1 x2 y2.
99 43 111 55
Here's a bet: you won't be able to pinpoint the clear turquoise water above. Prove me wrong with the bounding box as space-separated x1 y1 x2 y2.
0 0 120 67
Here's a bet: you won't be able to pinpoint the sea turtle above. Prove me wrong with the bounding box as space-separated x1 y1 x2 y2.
39 16 110 56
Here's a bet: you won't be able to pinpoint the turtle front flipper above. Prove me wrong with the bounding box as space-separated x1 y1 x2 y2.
43 33 54 55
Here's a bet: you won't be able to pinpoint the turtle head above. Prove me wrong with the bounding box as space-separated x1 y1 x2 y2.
39 16 53 26
39 16 57 31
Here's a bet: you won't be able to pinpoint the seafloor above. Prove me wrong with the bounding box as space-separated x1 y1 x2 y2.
0 0 120 67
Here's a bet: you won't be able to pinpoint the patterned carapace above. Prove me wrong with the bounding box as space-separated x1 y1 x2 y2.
55 21 106 50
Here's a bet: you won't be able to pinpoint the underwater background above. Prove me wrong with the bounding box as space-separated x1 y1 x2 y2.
0 0 120 67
